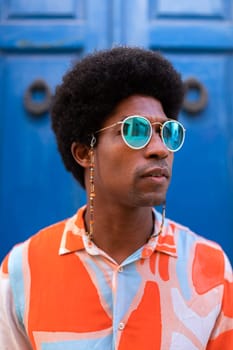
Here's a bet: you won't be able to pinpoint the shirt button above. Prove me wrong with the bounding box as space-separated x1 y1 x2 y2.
118 322 125 330
118 266 123 272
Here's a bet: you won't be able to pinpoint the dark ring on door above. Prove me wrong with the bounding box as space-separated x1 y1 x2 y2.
183 77 208 114
24 79 52 116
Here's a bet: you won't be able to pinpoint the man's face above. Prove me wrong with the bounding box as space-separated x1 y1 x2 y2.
92 95 174 208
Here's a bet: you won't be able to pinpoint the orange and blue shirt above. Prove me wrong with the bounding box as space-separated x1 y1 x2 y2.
0 205 233 349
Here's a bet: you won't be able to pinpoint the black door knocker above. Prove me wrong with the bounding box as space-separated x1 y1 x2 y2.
183 77 208 115
24 79 52 116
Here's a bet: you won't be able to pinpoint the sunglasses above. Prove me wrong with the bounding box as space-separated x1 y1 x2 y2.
96 115 185 152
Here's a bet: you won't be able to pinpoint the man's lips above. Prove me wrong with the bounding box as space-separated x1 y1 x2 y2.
141 167 170 179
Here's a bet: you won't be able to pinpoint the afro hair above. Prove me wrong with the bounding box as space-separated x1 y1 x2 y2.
51 46 184 188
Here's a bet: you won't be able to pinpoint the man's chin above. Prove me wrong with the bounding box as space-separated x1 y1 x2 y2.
137 195 166 208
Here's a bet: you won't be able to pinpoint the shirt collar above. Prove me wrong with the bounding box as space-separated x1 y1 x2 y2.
58 206 86 255
59 206 177 258
141 209 177 258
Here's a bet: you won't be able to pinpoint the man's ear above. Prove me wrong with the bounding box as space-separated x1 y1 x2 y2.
71 142 90 168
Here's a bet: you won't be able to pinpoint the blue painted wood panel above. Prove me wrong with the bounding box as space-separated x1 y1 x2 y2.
155 0 226 17
8 0 80 17
0 0 111 51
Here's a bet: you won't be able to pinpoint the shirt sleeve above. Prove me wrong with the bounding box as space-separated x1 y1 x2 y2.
0 257 32 350
206 253 233 349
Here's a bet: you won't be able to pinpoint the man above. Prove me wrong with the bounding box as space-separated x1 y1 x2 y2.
0 47 232 349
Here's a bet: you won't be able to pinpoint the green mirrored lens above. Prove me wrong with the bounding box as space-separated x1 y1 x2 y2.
122 116 151 148
162 121 184 151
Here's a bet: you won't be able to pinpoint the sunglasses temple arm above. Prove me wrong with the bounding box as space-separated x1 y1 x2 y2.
96 121 122 134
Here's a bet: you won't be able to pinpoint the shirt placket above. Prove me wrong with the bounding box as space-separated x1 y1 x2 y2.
112 263 126 348
111 251 143 349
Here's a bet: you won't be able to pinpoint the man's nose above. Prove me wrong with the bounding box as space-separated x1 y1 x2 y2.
144 132 170 158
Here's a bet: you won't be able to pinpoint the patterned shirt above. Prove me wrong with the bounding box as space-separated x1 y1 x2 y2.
0 206 233 349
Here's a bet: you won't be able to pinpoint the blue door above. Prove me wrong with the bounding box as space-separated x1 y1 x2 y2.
1 0 233 264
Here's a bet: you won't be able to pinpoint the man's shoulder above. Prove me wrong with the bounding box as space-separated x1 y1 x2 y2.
166 217 231 290
23 216 69 248
3 214 76 274
166 216 225 258
168 216 230 266
31 216 69 243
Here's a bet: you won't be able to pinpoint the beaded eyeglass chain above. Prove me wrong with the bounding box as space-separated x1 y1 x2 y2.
87 135 96 241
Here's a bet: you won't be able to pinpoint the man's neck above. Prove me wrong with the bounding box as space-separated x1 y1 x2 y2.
84 205 154 264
